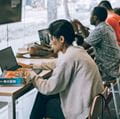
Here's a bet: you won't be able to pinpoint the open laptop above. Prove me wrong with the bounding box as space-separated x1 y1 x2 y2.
0 47 21 72
0 47 42 74
0 47 42 86
38 29 50 45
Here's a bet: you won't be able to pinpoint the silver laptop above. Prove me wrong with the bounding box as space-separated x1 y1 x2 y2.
38 29 50 45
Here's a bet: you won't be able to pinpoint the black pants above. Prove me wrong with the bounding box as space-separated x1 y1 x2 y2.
30 92 65 119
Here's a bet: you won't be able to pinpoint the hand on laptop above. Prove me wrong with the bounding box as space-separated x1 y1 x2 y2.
18 62 33 69
21 69 39 84
13 68 34 84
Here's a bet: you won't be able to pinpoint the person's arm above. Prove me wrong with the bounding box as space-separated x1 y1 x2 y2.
82 41 95 59
72 19 90 38
33 60 57 70
26 58 74 95
82 41 91 49
18 62 33 68
18 59 57 70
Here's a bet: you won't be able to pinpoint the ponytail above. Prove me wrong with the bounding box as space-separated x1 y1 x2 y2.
74 34 84 46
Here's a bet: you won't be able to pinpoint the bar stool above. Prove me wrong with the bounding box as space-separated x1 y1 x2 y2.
104 77 120 119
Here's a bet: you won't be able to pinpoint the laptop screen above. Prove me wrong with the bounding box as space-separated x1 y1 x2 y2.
38 29 50 45
0 47 19 71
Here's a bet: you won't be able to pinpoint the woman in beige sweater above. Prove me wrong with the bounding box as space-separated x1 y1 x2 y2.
25 19 104 119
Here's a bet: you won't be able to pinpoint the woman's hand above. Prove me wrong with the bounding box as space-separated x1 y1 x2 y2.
18 62 33 68
23 69 32 84
16 68 33 84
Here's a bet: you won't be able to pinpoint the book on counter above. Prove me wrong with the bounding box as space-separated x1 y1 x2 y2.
0 70 25 86
0 77 25 86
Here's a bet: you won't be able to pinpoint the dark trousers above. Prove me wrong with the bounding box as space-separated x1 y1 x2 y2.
30 92 65 119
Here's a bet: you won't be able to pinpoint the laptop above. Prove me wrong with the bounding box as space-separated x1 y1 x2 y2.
0 47 21 72
38 29 50 45
0 47 42 85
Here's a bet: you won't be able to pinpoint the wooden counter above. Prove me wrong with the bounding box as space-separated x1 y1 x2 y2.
0 57 55 119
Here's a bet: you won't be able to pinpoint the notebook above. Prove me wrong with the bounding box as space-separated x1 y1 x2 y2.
0 77 25 86
0 47 21 72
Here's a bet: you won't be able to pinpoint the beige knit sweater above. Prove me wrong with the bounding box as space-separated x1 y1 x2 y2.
30 46 104 119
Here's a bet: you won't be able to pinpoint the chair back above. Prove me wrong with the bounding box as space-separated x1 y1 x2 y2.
88 87 110 119
88 94 105 119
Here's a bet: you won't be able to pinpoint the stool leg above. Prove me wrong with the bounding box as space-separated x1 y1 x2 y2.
110 83 119 119
116 78 120 96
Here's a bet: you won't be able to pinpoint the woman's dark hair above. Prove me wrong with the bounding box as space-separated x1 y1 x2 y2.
93 6 108 22
98 0 113 10
48 19 83 45
114 8 120 16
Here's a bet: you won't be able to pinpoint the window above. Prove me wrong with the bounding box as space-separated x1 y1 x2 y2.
0 0 119 53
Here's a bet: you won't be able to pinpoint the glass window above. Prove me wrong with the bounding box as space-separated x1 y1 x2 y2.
0 0 119 53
